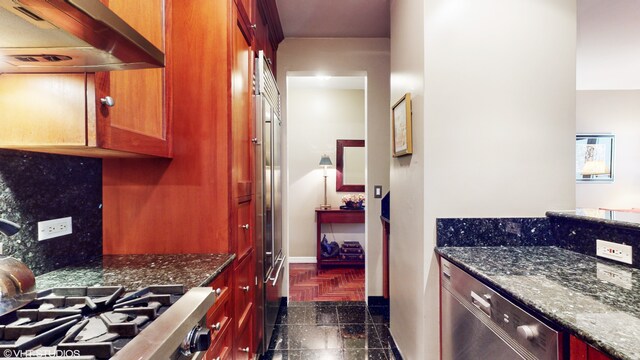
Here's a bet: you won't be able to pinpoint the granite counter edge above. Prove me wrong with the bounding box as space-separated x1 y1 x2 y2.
434 247 626 360
196 253 236 287
546 210 640 232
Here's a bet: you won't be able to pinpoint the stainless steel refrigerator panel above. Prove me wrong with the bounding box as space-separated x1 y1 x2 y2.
256 50 283 355
273 112 282 266
264 102 274 279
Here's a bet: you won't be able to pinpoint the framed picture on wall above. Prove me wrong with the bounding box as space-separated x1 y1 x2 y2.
576 134 615 182
392 93 413 157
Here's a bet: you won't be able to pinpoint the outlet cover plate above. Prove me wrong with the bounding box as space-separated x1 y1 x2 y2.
596 239 632 265
38 217 72 241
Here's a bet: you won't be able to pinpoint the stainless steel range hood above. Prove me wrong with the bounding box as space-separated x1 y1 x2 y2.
0 0 164 72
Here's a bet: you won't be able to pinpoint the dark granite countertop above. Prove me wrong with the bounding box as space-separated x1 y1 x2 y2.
35 253 236 291
436 246 640 360
547 209 640 231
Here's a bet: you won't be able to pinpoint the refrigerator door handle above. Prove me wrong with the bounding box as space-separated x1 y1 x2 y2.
264 266 274 283
270 255 286 286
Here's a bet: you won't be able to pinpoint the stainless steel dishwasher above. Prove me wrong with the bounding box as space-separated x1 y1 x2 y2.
440 258 562 360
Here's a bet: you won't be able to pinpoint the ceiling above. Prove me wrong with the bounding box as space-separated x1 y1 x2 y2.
275 0 390 38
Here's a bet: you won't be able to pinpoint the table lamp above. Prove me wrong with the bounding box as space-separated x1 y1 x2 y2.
319 155 333 209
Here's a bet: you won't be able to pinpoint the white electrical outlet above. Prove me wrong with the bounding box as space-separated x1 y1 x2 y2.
596 239 632 265
38 217 72 241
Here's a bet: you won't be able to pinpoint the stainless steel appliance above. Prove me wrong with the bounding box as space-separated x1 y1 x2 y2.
0 0 164 72
254 50 285 353
0 284 216 359
440 258 562 360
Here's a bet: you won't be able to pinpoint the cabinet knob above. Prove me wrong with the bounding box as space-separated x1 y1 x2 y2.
100 96 115 107
251 137 261 144
211 322 221 331
239 347 250 353
241 224 250 230
215 288 222 295
240 285 250 292
250 23 257 29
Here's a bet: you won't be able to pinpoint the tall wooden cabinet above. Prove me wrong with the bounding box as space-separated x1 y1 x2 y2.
102 0 283 358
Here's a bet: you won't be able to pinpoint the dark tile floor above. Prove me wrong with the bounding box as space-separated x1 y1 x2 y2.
261 301 402 360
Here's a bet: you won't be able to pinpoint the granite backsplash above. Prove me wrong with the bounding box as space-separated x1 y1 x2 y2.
436 217 554 247
0 150 102 275
547 212 640 269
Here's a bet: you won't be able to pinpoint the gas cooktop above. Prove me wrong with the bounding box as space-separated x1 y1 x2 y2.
0 285 215 359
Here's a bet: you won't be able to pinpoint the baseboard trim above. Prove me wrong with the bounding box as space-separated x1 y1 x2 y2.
288 256 317 264
368 296 390 307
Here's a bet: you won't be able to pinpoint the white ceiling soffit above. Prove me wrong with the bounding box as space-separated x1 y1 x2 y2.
577 0 640 90
275 0 390 38
288 76 366 90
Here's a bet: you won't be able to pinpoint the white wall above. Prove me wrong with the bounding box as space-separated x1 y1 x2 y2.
287 87 365 257
389 0 425 357
278 38 391 297
576 91 640 208
390 0 576 358
577 0 640 90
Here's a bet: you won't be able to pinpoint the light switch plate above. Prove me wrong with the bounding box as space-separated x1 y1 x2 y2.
596 239 632 265
374 185 382 198
38 217 72 241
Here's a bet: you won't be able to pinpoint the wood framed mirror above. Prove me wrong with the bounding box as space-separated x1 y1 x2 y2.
336 139 365 192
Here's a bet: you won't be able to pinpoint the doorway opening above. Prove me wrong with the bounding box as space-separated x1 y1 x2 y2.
285 74 367 302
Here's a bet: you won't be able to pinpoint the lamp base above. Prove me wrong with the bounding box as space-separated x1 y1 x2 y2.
319 204 331 209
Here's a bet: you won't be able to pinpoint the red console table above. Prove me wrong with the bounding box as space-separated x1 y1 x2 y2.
315 208 365 268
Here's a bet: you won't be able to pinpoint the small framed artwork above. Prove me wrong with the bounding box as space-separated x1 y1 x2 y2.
576 134 615 182
392 93 413 157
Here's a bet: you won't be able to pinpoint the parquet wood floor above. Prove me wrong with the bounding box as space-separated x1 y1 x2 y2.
289 264 365 302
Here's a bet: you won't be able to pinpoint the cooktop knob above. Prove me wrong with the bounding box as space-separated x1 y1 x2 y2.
191 327 212 352
516 325 537 340
180 326 211 355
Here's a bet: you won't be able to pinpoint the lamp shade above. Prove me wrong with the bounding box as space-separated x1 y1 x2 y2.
581 160 609 176
319 155 333 167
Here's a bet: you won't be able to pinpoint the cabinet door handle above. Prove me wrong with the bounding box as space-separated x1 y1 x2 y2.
251 137 261 144
215 288 222 295
239 347 250 353
100 96 115 107
241 224 250 230
211 322 221 331
240 285 250 292
250 23 257 29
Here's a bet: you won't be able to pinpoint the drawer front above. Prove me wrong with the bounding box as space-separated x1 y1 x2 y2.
204 321 232 360
234 317 253 360
236 201 253 260
207 268 231 318
234 250 254 331
206 292 231 346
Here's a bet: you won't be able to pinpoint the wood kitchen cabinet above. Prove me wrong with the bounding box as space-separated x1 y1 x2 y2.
0 0 170 158
570 335 612 360
94 0 171 158
101 0 283 357
205 267 233 360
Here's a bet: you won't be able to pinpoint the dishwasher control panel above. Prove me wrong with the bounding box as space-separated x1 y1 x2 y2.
441 258 561 360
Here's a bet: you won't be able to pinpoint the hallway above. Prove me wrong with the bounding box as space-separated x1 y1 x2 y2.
289 264 365 302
